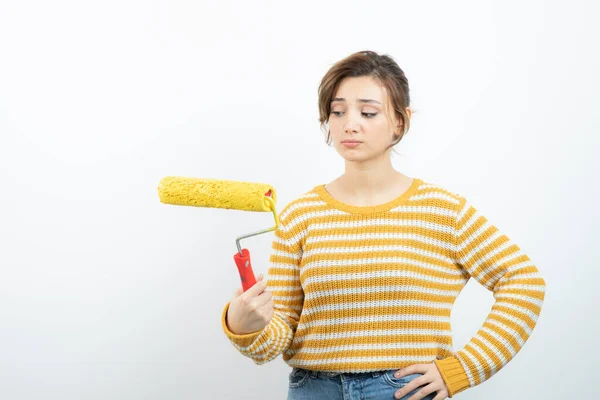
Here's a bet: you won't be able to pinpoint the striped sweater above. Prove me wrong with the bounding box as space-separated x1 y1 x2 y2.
221 177 546 397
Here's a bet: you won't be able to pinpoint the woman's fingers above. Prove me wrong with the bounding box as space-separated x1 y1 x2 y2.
252 288 273 308
395 364 428 378
393 363 449 399
260 298 275 317
406 383 443 400
232 273 265 299
242 276 267 299
232 287 243 298
395 375 431 399
432 391 449 400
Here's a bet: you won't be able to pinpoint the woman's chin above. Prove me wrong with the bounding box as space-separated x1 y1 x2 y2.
336 148 390 163
337 151 371 163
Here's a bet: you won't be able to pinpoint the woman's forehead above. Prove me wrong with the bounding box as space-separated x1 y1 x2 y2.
333 76 388 103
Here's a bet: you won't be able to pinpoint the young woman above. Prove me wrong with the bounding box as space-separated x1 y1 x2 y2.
221 50 546 400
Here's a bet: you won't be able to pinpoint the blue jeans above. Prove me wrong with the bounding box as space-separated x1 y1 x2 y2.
287 367 437 400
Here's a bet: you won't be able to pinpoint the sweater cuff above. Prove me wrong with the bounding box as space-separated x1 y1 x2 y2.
221 301 265 347
433 356 471 397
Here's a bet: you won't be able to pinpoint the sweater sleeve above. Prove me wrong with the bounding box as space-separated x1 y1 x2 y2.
221 209 304 364
433 195 546 397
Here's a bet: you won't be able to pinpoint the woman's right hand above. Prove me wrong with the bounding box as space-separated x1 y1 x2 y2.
226 273 274 335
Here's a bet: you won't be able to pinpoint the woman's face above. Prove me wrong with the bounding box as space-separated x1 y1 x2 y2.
328 75 410 163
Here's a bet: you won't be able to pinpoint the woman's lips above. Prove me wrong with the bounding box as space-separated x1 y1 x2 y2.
342 141 362 148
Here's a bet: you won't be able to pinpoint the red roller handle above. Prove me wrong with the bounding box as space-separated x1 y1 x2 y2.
233 248 257 292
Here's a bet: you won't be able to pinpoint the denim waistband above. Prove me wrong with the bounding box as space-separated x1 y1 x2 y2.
295 367 387 380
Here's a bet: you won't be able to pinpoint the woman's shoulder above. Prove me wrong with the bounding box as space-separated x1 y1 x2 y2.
413 177 467 202
412 178 467 210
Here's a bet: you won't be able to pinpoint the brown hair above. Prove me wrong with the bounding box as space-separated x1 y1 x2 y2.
318 50 412 151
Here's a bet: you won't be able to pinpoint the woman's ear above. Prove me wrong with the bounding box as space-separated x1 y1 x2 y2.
396 123 403 135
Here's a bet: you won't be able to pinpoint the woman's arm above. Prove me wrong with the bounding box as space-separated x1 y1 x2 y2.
221 206 304 364
434 195 546 397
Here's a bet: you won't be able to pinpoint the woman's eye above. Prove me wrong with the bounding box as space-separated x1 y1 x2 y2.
330 111 377 118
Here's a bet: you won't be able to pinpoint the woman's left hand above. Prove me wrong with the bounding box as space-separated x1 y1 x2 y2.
393 363 449 400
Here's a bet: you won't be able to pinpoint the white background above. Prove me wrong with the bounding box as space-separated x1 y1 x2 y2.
1 0 598 399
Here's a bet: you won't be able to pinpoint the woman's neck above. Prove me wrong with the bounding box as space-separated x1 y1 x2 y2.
341 165 400 193
325 155 413 206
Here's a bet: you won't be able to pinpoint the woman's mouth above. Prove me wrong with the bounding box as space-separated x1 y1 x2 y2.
342 140 362 148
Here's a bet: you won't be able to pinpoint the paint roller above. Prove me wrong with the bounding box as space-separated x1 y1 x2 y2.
157 176 279 292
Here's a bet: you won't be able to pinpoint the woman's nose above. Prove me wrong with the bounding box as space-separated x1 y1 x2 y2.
344 112 361 133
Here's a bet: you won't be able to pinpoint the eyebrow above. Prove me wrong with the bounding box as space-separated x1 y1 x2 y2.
331 97 381 105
